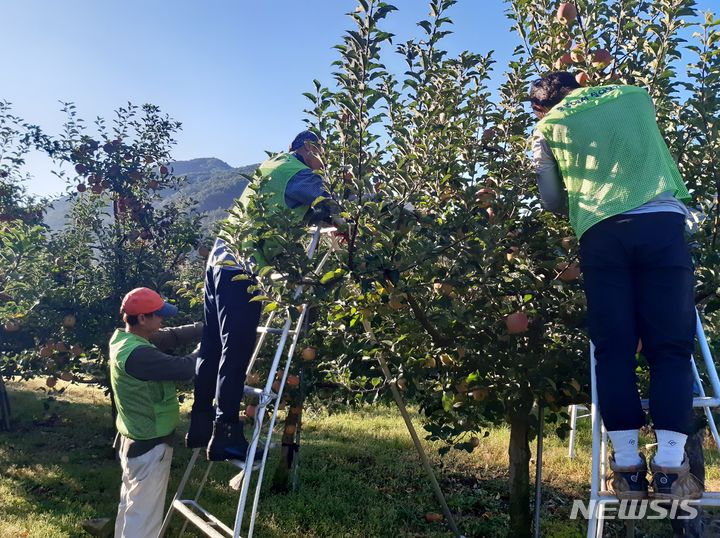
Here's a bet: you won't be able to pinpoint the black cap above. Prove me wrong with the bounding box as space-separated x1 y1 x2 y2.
290 130 321 151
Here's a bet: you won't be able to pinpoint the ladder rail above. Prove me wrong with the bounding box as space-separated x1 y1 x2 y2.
696 311 720 400
588 342 602 538
248 226 336 376
179 458 215 537
159 447 202 537
246 310 277 374
247 302 309 538
587 308 720 538
232 316 293 537
232 227 336 537
691 357 720 448
170 500 231 538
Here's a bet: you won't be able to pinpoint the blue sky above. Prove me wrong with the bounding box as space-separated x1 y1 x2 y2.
4 1 515 197
8 1 718 198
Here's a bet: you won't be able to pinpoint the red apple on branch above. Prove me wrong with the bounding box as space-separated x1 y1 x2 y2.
475 187 496 209
554 53 573 70
575 71 590 86
287 375 300 388
506 312 529 334
557 262 581 282
556 3 577 25
486 207 496 223
592 49 613 69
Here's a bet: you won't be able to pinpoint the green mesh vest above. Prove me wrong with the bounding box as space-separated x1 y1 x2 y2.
537 85 690 238
234 153 312 267
109 330 179 440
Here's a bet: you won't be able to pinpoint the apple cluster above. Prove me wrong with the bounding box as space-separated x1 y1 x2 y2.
554 3 614 86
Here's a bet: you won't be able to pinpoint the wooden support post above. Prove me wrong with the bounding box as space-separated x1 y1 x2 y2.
363 320 462 538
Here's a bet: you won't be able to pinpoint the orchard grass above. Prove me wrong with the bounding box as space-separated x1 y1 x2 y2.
1 381 719 538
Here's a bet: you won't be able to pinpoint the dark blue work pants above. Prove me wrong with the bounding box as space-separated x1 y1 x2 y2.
580 212 695 434
192 267 261 423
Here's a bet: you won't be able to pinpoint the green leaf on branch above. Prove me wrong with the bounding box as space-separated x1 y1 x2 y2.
442 391 455 413
320 268 346 284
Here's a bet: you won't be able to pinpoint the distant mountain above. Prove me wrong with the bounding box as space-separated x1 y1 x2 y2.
43 158 258 232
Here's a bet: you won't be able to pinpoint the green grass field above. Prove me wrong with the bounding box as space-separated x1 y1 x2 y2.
1 380 719 538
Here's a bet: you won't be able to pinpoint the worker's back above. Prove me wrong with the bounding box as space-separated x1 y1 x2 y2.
537 85 689 237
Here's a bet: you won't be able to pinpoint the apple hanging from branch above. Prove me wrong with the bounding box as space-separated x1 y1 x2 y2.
592 49 613 69
505 312 529 334
556 3 577 25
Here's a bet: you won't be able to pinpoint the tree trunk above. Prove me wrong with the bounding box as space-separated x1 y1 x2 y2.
509 412 532 538
270 390 304 493
0 376 11 430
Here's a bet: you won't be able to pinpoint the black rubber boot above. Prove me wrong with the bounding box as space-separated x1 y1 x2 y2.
207 420 256 461
185 409 214 449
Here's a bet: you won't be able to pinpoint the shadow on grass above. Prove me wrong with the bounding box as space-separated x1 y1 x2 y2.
2 383 719 538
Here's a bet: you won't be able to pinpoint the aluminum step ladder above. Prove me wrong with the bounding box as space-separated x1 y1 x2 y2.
159 226 339 538
586 309 720 538
567 321 720 460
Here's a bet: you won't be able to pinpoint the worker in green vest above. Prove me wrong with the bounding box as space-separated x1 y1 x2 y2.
529 73 703 501
186 130 340 461
110 287 202 538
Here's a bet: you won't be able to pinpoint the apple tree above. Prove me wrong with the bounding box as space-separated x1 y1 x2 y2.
3 103 205 406
216 1 720 535
0 102 55 427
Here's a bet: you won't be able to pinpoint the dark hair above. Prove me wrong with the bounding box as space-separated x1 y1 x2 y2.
122 311 156 326
529 72 581 109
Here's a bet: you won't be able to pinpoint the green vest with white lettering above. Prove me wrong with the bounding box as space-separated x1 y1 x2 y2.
109 329 179 440
235 153 312 267
537 85 690 238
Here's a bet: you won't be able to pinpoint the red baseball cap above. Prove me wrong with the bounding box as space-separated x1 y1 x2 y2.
121 287 178 317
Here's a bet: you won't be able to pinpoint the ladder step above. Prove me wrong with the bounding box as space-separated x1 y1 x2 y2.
243 385 277 399
227 458 264 471
171 499 233 538
256 327 296 335
640 396 720 410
